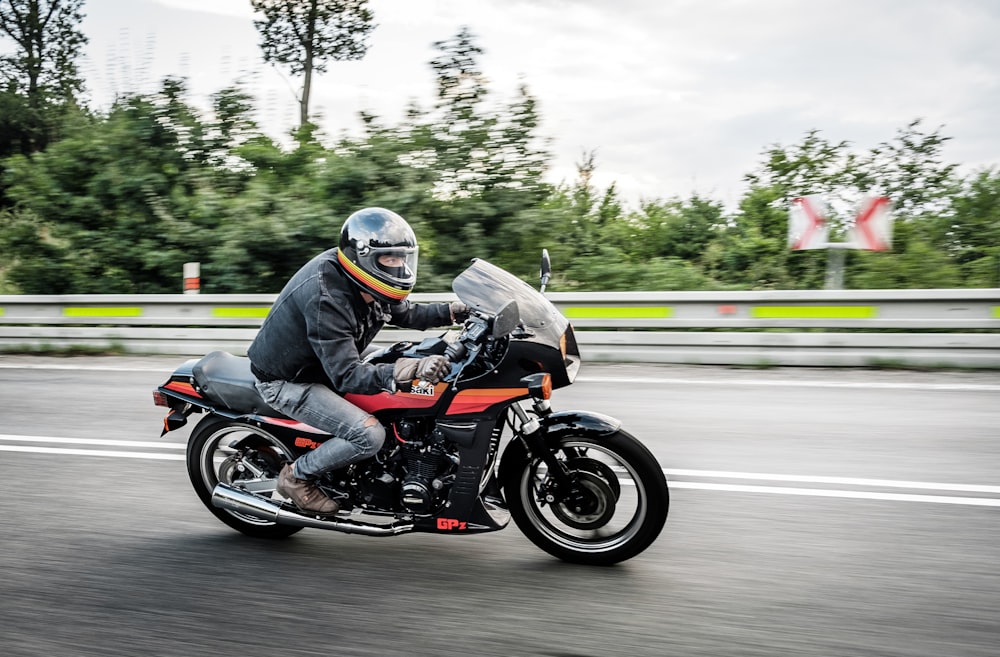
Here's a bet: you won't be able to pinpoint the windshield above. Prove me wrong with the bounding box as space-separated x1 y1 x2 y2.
452 259 568 344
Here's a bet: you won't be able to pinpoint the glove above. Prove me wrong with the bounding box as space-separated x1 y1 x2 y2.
450 301 470 324
393 355 451 385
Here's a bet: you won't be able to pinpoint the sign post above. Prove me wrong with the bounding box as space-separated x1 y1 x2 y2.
788 195 829 250
848 195 892 251
183 262 201 295
789 195 892 289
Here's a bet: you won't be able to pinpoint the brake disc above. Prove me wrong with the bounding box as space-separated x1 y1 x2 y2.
550 471 617 530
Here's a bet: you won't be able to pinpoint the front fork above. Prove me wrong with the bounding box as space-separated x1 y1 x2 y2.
510 399 578 499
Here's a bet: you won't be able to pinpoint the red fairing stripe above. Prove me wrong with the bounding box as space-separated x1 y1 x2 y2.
254 416 328 434
163 381 202 398
445 388 528 416
345 387 443 414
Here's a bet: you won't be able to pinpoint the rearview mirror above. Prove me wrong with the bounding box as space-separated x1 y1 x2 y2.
540 249 551 293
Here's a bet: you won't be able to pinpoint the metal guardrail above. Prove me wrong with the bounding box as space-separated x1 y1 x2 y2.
1 289 999 367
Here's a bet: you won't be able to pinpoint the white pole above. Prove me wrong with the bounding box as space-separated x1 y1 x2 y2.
183 262 200 295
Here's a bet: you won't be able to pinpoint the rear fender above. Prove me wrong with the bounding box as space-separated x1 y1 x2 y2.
155 387 207 435
242 415 333 453
155 386 228 435
155 359 206 419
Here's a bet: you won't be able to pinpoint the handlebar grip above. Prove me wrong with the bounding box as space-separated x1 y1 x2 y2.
445 341 467 363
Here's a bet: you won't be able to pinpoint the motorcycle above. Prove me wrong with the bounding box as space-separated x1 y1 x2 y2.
153 256 669 565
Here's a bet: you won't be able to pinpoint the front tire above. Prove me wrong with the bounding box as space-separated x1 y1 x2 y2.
186 415 302 539
500 430 668 565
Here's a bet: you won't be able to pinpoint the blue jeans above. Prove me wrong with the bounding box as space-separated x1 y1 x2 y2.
255 380 385 479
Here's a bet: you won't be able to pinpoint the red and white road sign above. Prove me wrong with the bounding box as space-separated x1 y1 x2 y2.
788 195 829 250
849 195 892 251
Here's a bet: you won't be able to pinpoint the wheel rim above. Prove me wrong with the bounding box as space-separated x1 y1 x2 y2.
519 441 648 554
549 471 617 530
198 424 294 526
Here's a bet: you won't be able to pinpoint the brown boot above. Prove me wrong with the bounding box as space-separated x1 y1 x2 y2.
276 463 340 515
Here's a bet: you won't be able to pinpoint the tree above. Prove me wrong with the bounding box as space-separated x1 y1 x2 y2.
0 0 88 210
635 195 723 263
855 119 959 219
488 153 609 287
0 88 35 158
0 0 87 151
427 24 487 196
744 129 858 237
0 79 254 293
946 168 1000 286
0 0 86 102
414 27 551 276
703 185 800 289
728 121 974 289
251 0 375 129
847 220 961 289
424 27 548 202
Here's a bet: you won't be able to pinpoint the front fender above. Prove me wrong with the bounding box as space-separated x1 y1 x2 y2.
498 410 623 486
537 410 622 441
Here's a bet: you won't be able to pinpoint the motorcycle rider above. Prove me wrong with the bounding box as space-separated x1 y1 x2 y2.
248 207 468 515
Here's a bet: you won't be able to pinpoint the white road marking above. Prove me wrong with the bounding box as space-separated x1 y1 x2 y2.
1 433 997 507
0 363 173 373
670 482 1000 506
0 445 184 460
662 468 1000 494
0 434 184 449
2 362 999 391
577 376 1000 392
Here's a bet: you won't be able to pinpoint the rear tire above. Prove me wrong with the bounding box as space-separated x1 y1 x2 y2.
186 415 302 539
500 430 668 565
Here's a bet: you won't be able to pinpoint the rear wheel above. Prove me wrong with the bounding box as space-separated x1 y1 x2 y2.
186 415 302 539
500 430 668 565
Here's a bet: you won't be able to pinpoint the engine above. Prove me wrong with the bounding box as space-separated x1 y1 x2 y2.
400 443 449 513
353 418 458 514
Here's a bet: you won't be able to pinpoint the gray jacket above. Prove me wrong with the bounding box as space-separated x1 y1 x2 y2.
247 248 452 395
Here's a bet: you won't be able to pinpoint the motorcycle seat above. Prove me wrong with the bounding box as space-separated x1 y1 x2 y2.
192 350 283 417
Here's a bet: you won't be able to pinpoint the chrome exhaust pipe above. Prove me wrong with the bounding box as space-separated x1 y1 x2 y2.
211 482 414 536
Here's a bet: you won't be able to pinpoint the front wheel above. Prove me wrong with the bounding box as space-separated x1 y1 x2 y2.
500 430 668 566
186 415 302 539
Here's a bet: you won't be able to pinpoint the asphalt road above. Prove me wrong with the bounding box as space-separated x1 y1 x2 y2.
1 356 999 657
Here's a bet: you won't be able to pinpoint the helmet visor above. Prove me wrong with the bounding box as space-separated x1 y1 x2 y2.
362 246 418 286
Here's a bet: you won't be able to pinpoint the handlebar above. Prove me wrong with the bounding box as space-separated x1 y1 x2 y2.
444 312 491 367
444 340 467 363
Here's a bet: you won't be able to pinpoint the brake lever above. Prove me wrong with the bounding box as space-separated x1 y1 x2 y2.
443 315 489 389
443 336 480 389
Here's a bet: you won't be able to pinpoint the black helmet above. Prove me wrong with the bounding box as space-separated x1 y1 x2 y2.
337 207 419 303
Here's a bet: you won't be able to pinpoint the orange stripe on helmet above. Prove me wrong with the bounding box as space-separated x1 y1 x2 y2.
337 250 410 301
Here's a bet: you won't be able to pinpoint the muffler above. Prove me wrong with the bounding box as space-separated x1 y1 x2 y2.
211 482 414 536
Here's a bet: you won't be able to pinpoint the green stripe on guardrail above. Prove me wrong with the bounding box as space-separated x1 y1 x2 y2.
563 307 674 319
63 307 142 317
212 307 271 319
751 305 877 319
993 306 1000 319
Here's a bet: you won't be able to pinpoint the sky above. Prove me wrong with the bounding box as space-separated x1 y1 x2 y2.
74 0 1000 210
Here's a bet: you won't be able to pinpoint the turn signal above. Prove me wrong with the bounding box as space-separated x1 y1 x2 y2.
522 373 552 400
